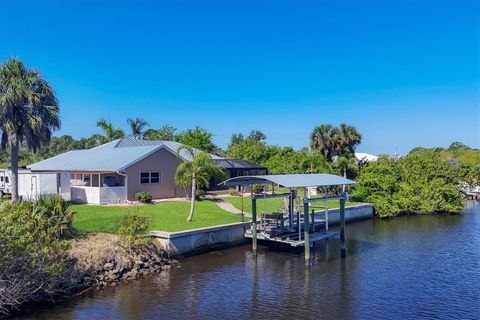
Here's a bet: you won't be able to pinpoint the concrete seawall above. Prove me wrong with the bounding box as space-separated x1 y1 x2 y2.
314 203 374 226
150 222 251 256
151 204 374 256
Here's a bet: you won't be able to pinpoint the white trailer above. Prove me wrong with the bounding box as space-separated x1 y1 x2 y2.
0 169 70 201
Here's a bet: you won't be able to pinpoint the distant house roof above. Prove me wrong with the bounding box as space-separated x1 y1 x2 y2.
213 159 267 170
220 173 356 188
355 152 378 162
28 138 223 172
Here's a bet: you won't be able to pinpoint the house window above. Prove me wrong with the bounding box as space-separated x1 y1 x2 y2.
150 172 160 183
140 172 160 184
140 172 150 184
5 177 9 183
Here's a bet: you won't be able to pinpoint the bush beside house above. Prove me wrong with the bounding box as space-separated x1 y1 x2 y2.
135 192 153 203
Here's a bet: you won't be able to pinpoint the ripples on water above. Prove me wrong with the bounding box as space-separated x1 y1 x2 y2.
15 201 480 320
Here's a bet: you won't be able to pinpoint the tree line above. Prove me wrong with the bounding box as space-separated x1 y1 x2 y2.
1 57 477 214
0 58 364 201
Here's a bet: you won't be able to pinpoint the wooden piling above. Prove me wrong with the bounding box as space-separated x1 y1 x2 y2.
252 196 257 255
340 193 346 258
304 200 310 264
288 189 295 230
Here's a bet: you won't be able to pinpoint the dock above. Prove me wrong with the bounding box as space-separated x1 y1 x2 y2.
245 229 339 247
150 204 373 257
219 173 356 263
464 191 480 200
244 208 339 247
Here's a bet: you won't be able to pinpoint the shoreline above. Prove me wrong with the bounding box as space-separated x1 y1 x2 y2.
5 234 176 318
8 201 475 317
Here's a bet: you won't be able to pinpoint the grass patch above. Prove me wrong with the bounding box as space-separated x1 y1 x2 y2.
223 195 361 214
71 200 242 234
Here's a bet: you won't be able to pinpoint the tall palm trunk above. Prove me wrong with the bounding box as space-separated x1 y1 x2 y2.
342 165 347 193
10 140 19 202
187 174 196 221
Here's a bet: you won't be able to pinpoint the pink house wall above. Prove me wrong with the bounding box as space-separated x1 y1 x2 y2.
124 148 187 200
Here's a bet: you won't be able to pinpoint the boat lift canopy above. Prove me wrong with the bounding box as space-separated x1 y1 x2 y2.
219 173 356 263
219 173 355 188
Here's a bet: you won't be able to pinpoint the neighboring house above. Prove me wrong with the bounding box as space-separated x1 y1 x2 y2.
27 138 265 205
355 152 378 163
332 152 378 164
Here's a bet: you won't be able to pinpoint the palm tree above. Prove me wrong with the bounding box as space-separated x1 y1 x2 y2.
0 58 60 201
335 154 357 192
310 124 337 161
333 124 362 191
96 118 125 143
336 123 362 154
127 117 149 139
175 146 224 221
335 155 358 178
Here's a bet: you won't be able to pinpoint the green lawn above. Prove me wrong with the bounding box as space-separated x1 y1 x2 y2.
222 195 360 214
71 200 242 234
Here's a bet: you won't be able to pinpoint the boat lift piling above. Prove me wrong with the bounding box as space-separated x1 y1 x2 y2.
251 195 257 254
304 199 311 262
340 194 346 258
302 193 348 261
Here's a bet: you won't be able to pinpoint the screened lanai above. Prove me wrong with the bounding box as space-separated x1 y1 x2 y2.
219 173 356 262
70 171 127 204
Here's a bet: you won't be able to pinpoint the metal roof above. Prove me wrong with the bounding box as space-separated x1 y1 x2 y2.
28 138 223 172
213 159 267 169
115 139 223 160
219 173 356 188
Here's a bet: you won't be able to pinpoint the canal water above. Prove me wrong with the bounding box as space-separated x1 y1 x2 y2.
15 201 480 319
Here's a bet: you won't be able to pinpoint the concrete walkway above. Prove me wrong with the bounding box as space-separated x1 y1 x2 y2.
210 197 252 218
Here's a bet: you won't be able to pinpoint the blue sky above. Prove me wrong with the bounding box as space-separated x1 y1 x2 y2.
1 0 479 155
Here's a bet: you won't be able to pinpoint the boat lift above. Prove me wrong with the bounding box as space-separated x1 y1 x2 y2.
219 173 356 263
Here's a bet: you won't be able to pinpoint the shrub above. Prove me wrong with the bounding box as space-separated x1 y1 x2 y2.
135 191 152 203
195 188 207 200
0 198 78 316
350 152 463 217
116 207 150 246
228 188 239 196
252 184 265 194
32 195 74 238
463 165 480 187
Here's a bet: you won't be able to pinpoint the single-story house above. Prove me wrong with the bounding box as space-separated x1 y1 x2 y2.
27 138 266 204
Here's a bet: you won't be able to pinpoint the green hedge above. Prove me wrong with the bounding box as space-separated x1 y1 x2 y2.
350 151 463 217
